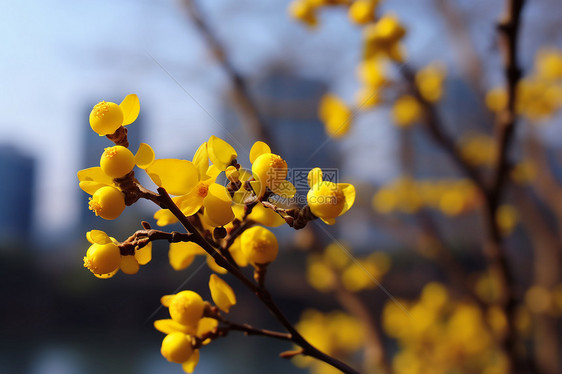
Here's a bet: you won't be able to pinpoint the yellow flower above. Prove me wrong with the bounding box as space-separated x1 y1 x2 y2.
168 241 227 274
209 274 237 313
392 95 421 127
241 226 279 265
288 0 318 27
485 87 507 113
207 135 237 171
415 62 446 102
88 186 126 220
165 291 206 333
363 14 406 62
250 142 295 199
161 331 194 364
306 168 355 224
535 48 562 81
100 145 135 178
319 94 352 138
348 0 378 25
83 230 152 278
89 94 140 136
146 141 234 227
496 204 518 236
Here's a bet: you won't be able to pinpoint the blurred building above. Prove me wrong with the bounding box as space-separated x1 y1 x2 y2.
0 144 35 248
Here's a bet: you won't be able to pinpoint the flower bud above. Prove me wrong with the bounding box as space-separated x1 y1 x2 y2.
241 226 278 265
168 291 205 332
89 101 123 136
83 242 121 275
100 146 135 178
161 332 194 364
88 186 126 220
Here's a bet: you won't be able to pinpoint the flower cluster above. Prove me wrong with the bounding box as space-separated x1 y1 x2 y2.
383 282 511 374
290 2 447 138
372 176 482 216
78 94 357 372
307 242 390 293
486 47 562 122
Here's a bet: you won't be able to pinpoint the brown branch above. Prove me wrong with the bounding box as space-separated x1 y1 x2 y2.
400 64 486 192
155 187 359 373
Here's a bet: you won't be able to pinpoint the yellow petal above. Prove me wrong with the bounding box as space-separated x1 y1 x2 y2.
339 183 356 216
135 242 152 265
238 168 253 182
209 274 237 313
119 94 140 126
308 167 323 188
154 319 191 335
192 142 209 180
79 181 109 195
86 230 111 245
161 295 175 307
228 237 249 267
203 184 234 227
120 255 140 274
248 203 285 227
78 166 113 184
320 217 336 225
169 242 205 271
94 268 118 279
197 317 218 338
249 180 264 198
154 209 179 226
135 143 155 169
249 141 271 163
272 180 296 199
207 135 237 171
206 254 228 274
147 159 198 196
205 164 221 180
182 350 200 373
177 189 206 217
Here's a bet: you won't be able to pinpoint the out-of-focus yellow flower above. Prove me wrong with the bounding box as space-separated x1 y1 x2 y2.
511 160 537 184
319 94 353 138
209 274 236 313
294 309 365 372
535 48 562 81
485 87 507 113
83 230 152 278
496 204 518 236
89 94 140 136
288 0 318 27
525 286 551 314
460 133 497 167
307 255 336 292
88 186 126 220
475 272 502 304
341 252 390 292
348 0 378 25
307 168 355 224
415 63 446 102
383 282 506 374
363 14 406 62
240 226 279 265
392 95 421 127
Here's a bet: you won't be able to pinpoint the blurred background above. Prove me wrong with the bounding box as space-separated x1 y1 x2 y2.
1 0 562 373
